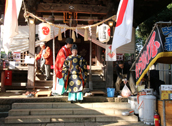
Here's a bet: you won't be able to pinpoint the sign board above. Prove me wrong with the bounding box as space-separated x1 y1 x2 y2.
161 85 172 100
25 56 35 64
117 53 123 61
13 52 21 66
106 45 116 61
131 25 165 85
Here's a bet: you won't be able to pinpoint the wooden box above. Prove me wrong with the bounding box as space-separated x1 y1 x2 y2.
158 100 172 126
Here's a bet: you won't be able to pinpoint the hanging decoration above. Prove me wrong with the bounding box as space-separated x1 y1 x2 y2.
89 26 92 37
98 24 110 43
72 30 76 42
76 28 78 38
106 45 116 61
96 26 99 38
64 28 66 38
84 28 88 41
38 23 51 41
24 11 116 30
58 28 62 41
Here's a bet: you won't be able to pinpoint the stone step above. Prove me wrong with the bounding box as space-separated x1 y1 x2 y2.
12 102 131 109
5 114 138 124
9 108 133 116
0 122 147 126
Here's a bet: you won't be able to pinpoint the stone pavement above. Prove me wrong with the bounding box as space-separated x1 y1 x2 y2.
0 117 147 126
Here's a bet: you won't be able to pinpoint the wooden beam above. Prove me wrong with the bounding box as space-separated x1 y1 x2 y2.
106 61 114 88
37 3 108 14
27 18 35 89
1 71 5 92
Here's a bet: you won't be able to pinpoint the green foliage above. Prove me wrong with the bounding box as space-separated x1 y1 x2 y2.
135 3 172 56
137 3 172 40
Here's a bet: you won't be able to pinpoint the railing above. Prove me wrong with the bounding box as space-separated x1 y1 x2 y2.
0 58 28 71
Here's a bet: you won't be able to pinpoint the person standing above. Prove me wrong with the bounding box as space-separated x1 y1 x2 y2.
52 38 73 95
35 42 53 80
62 44 88 103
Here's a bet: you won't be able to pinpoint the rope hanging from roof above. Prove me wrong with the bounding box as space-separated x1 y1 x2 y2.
24 11 116 30
22 0 116 30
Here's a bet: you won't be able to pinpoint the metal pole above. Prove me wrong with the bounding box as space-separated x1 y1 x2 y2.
53 26 56 86
89 35 93 90
163 100 166 126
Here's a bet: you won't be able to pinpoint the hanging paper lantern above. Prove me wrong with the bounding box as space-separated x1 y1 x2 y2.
38 23 51 41
98 24 110 43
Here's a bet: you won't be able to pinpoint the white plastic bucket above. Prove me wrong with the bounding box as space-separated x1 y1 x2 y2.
128 96 138 114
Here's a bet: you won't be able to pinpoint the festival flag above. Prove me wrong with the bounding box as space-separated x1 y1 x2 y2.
112 0 134 52
3 0 22 54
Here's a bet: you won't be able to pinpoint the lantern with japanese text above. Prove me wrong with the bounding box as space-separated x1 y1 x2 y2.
98 24 110 43
38 23 51 41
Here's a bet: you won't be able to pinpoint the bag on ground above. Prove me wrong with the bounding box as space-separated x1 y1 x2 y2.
121 84 131 97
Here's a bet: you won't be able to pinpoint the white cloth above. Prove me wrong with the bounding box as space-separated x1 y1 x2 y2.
112 0 134 52
3 0 22 53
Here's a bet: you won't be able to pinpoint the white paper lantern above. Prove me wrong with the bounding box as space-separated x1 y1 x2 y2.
38 23 51 41
98 24 110 43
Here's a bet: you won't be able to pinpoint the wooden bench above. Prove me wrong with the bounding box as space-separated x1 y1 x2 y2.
90 90 106 96
35 90 52 97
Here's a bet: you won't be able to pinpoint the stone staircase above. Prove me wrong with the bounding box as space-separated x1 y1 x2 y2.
5 102 138 124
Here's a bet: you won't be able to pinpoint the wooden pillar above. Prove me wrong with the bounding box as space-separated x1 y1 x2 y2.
89 38 93 90
27 18 35 89
1 71 5 92
106 61 114 88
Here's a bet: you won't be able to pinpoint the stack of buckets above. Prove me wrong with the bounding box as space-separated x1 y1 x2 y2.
107 88 115 97
138 89 156 125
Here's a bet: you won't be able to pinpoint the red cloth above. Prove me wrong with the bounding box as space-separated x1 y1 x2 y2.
35 46 53 65
55 45 71 78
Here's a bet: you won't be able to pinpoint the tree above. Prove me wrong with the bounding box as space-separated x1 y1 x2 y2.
137 3 172 41
135 3 172 56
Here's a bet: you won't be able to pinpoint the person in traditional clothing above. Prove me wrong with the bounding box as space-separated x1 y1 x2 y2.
52 38 73 95
35 42 53 81
62 44 88 103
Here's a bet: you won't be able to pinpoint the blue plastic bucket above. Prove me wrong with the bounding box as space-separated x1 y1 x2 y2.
107 88 115 97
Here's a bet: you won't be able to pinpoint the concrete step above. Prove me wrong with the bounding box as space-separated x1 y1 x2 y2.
12 102 131 109
9 108 133 116
5 114 138 124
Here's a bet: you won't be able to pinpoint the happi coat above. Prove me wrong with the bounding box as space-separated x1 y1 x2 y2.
55 45 72 78
35 46 53 65
62 55 88 93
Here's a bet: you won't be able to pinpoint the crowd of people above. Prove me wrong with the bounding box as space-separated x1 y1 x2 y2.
35 37 140 102
35 38 88 103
